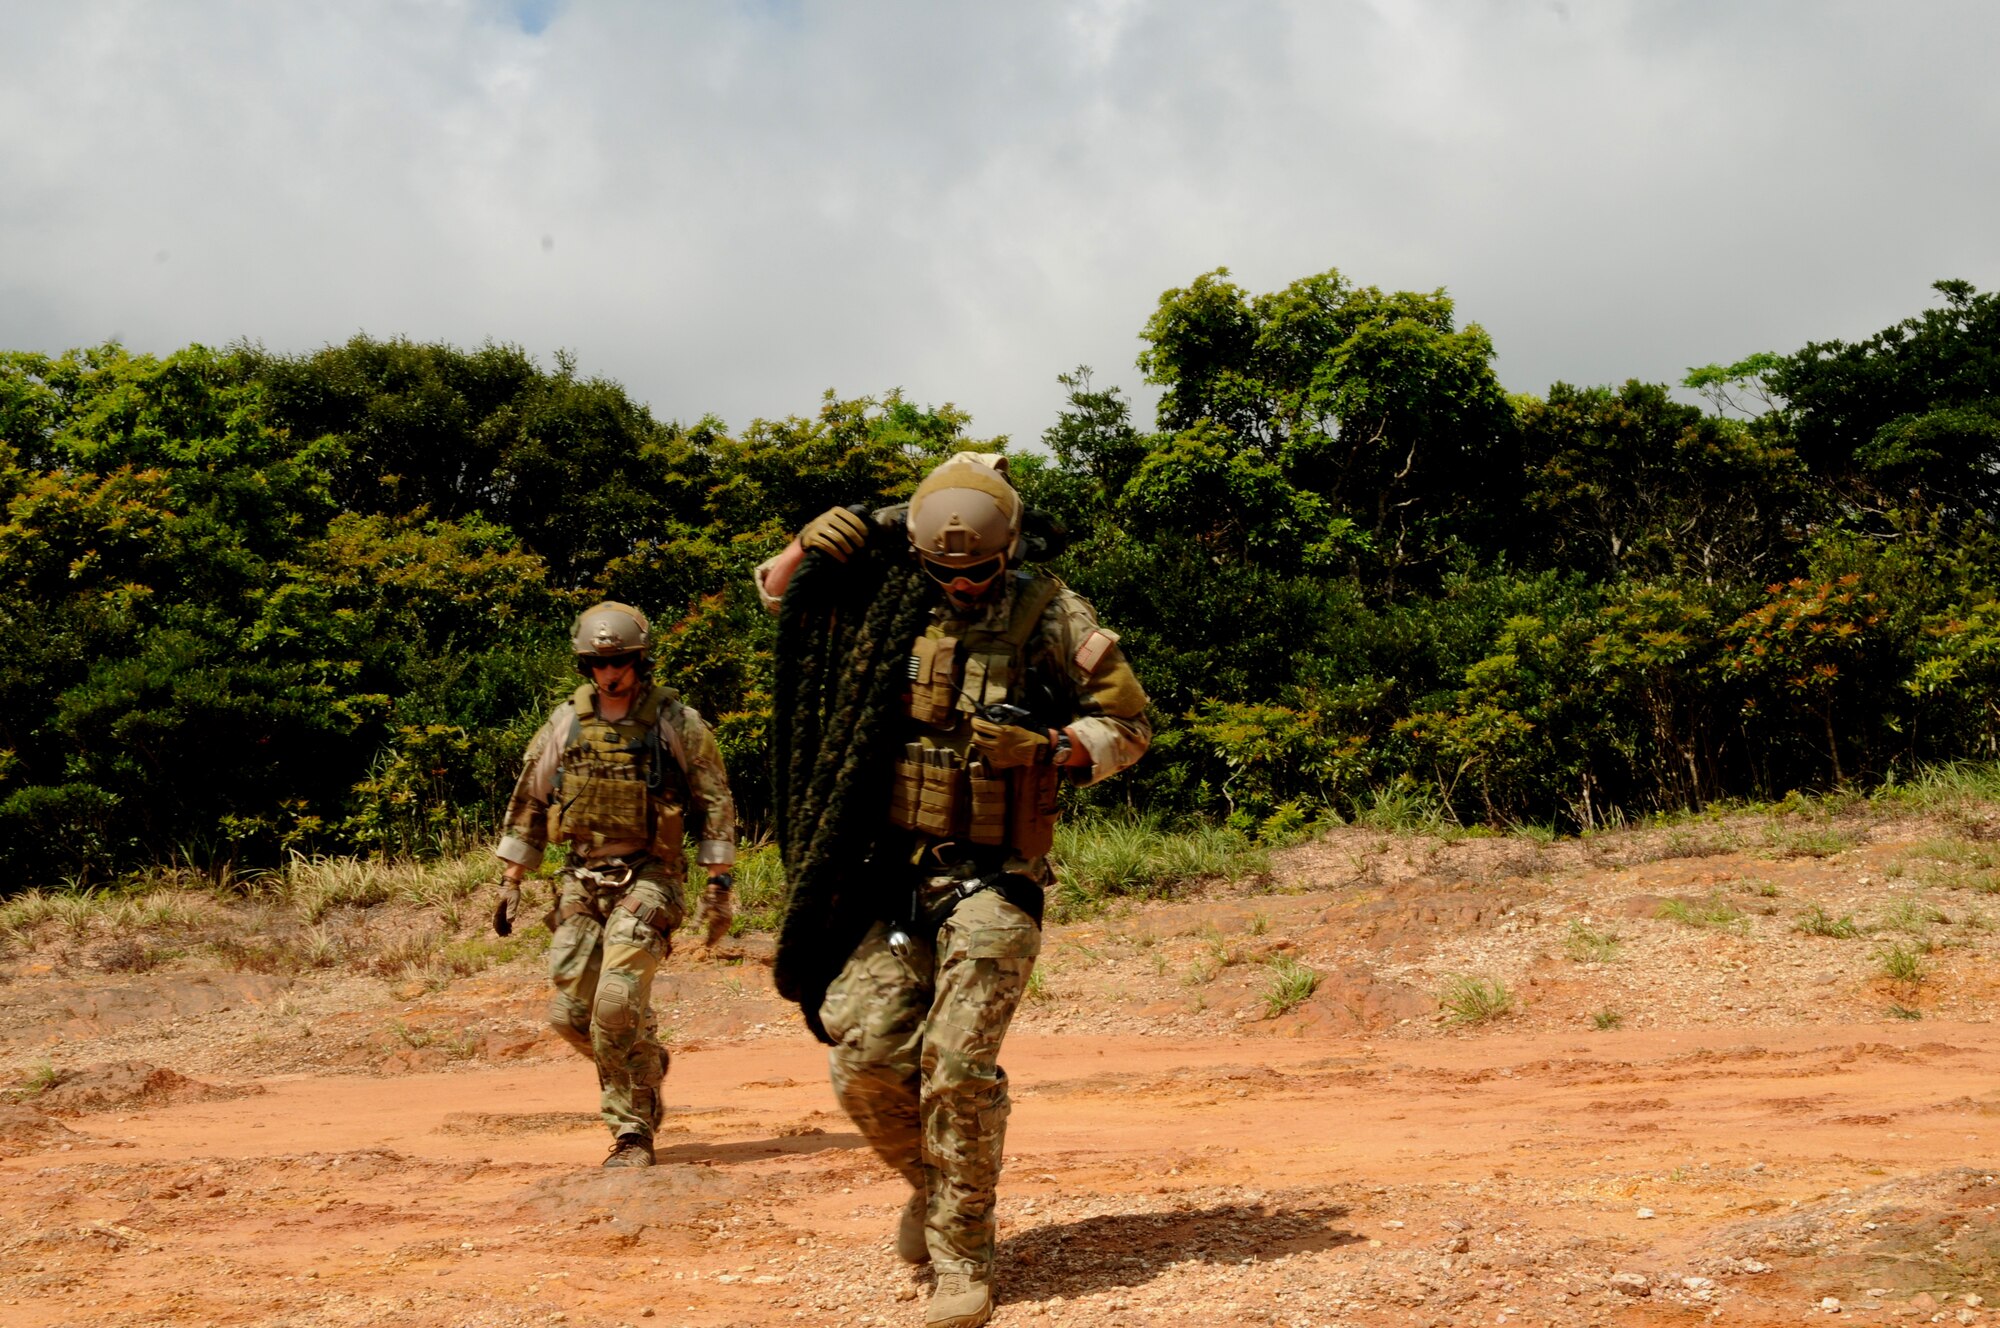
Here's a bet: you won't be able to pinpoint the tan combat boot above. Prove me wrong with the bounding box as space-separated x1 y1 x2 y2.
925 1270 992 1328
897 1190 930 1264
601 1134 654 1168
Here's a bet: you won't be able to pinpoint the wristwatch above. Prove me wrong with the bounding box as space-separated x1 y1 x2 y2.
1047 728 1073 766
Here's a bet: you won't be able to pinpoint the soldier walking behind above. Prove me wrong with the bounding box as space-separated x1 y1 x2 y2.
492 601 738 1168
760 454 1150 1326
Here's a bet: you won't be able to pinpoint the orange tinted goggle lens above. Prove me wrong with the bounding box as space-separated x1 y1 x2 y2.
922 556 1003 587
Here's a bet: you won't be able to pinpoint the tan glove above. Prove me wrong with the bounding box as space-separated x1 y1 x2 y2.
970 716 1051 769
695 874 735 946
800 506 869 562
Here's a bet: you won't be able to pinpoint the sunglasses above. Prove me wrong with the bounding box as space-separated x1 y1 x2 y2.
583 652 640 672
921 556 1004 589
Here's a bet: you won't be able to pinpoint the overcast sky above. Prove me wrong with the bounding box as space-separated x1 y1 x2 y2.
2 1 1994 447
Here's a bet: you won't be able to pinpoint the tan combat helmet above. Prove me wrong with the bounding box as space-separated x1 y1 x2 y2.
570 601 653 674
906 453 1022 588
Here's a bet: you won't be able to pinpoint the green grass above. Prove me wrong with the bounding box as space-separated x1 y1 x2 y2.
1887 1003 1923 1021
1878 942 1929 985
1794 905 1860 939
1351 782 1453 834
1873 761 2000 813
266 852 492 921
1438 975 1513 1024
1591 1008 1625 1030
1049 813 1269 920
707 841 788 935
1760 823 1859 860
8 1059 61 1100
1877 898 1947 934
1563 920 1620 964
1262 957 1320 1017
1656 895 1748 932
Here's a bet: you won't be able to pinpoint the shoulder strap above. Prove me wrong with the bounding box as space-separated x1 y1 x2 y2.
634 683 672 729
1004 572 1063 651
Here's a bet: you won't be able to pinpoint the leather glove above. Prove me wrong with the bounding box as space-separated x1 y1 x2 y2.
800 506 869 563
970 716 1050 769
493 881 521 937
696 874 735 946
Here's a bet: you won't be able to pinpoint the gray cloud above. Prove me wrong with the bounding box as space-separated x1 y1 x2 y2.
2 1 1994 446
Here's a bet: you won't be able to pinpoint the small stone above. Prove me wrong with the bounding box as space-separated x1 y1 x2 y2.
1740 1259 1772 1274
1957 1312 1976 1326
1821 1298 1842 1312
1635 1208 1655 1219
640 1311 655 1319
1443 1234 1471 1254
1609 1272 1650 1297
1966 1297 1984 1309
1683 1277 1716 1290
895 1287 917 1302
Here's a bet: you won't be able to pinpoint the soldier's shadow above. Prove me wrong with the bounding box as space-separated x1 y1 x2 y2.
996 1202 1360 1304
654 1131 868 1166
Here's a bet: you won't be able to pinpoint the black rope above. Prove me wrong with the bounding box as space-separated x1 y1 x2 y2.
771 534 935 1042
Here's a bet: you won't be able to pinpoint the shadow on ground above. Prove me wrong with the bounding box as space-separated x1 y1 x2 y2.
656 1130 868 1166
998 1202 1360 1303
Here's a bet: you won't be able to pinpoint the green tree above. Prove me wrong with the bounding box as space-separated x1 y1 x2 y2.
1771 280 2000 518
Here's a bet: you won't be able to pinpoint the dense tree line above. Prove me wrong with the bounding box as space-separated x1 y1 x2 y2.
1 272 1996 888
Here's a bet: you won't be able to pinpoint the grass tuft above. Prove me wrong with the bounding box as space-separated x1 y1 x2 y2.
1262 956 1320 1017
1438 975 1512 1024
1877 898 1947 934
1877 942 1929 985
1656 895 1748 931
1761 823 1859 860
1794 905 1860 939
1591 1008 1625 1030
1563 920 1620 964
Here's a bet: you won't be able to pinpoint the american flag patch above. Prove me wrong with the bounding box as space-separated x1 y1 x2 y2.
1073 628 1119 674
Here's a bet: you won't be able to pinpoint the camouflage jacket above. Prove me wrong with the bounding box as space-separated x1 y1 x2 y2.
494 684 737 873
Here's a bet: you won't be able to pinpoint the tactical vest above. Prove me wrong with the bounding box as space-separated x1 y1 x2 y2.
548 682 690 860
890 571 1064 859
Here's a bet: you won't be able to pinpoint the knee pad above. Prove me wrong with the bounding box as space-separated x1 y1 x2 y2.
592 970 643 1038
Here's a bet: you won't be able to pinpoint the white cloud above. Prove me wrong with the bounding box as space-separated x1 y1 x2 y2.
2 1 1995 447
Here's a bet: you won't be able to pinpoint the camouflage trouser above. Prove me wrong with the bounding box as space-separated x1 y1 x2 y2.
545 858 686 1141
820 884 1041 1279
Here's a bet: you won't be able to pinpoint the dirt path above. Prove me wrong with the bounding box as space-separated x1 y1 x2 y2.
5 1025 1998 1327
6 812 2000 1325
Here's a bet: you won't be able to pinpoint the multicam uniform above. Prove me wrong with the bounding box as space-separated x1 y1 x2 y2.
764 549 1149 1283
496 681 736 1143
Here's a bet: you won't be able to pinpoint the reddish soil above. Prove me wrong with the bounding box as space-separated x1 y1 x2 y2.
4 811 2000 1326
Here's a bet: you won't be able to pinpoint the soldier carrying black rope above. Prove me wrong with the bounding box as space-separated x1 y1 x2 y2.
759 453 1150 1328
